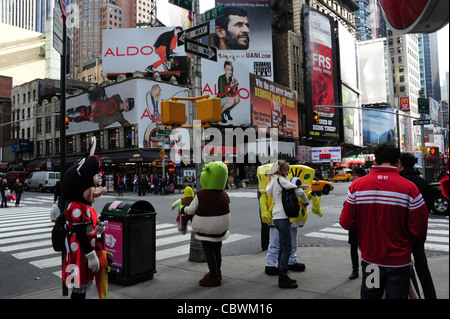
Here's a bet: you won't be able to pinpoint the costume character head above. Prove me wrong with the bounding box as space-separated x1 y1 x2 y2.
63 137 101 205
288 164 322 217
200 161 228 190
184 186 194 198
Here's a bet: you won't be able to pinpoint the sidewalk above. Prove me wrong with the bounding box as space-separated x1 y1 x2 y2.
16 246 449 299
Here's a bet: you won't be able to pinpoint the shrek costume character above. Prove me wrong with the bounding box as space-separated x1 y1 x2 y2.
181 162 230 287
258 164 322 275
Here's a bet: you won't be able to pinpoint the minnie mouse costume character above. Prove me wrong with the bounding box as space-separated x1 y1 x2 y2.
62 138 107 299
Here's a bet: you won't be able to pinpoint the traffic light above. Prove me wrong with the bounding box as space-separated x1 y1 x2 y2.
161 100 186 125
429 146 439 156
313 110 319 123
196 97 221 123
422 146 428 156
65 117 70 129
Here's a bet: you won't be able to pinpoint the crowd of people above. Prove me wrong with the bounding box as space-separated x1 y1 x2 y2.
115 173 178 196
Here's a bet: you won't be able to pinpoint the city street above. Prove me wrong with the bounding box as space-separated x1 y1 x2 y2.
0 183 448 299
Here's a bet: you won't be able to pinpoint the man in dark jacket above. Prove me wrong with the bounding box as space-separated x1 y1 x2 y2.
399 152 432 210
398 152 436 299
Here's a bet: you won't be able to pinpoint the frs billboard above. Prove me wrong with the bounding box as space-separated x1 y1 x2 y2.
303 5 339 141
102 27 188 75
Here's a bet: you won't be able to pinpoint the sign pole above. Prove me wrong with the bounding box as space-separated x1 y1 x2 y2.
58 5 67 296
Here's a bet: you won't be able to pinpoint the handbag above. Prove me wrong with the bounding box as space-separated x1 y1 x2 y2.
277 178 300 218
4 189 11 197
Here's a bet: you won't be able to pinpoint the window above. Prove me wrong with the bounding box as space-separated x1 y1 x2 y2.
399 75 405 82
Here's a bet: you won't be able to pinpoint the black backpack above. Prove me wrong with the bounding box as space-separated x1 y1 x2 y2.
51 211 68 252
277 178 300 218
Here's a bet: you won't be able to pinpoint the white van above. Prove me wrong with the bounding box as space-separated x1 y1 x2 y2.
24 171 60 192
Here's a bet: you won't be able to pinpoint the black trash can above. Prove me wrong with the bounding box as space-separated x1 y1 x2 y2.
100 199 156 286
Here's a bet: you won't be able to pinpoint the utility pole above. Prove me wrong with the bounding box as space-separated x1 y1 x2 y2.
191 0 203 192
57 0 67 296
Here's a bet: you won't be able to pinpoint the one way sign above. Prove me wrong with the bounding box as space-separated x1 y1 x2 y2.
178 22 210 46
184 38 217 62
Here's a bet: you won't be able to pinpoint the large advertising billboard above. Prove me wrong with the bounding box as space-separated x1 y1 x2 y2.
362 107 397 150
102 27 188 76
250 74 298 138
65 78 190 150
303 5 339 141
338 22 362 147
201 0 273 126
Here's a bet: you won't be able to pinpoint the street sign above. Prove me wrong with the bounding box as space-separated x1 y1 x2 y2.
53 8 64 55
413 119 431 125
177 22 210 46
168 0 192 11
418 98 429 114
185 38 217 61
157 129 172 135
197 5 224 24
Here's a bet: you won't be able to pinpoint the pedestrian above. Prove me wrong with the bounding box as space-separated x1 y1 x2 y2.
1 178 9 208
117 176 124 196
346 166 366 280
180 161 230 287
398 152 436 299
53 180 61 207
12 178 24 207
132 174 138 195
265 160 308 289
340 143 429 299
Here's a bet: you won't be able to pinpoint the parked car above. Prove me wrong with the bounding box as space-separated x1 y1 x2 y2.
5 171 30 186
311 178 334 195
24 171 60 192
430 182 449 215
333 170 352 182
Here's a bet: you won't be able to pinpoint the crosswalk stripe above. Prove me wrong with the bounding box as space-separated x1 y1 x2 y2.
12 247 58 259
0 222 54 233
0 233 49 245
30 256 61 269
0 216 50 227
0 204 254 273
0 227 52 239
0 239 51 252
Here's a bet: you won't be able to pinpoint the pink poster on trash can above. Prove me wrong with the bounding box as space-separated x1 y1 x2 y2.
103 221 123 269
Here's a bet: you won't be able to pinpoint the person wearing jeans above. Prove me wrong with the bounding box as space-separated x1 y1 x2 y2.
265 160 308 289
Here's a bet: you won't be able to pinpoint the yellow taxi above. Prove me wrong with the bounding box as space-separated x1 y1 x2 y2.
333 170 352 182
311 178 334 195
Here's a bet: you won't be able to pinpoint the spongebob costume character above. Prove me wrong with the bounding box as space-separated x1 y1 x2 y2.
258 163 322 275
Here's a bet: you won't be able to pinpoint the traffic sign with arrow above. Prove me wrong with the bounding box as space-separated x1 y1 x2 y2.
184 38 217 62
177 22 210 46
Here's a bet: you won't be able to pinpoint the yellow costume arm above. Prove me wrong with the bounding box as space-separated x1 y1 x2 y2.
260 192 273 224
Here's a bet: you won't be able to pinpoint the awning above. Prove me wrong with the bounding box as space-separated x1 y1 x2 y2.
98 150 160 164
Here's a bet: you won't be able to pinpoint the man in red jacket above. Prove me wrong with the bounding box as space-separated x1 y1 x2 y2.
340 143 429 299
